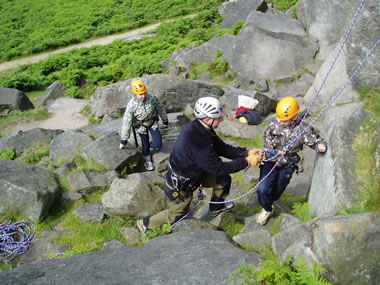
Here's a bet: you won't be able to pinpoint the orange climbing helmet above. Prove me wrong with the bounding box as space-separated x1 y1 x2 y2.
276 97 300 121
131 80 147 95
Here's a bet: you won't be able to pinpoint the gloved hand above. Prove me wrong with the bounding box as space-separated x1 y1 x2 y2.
248 148 261 156
246 153 263 166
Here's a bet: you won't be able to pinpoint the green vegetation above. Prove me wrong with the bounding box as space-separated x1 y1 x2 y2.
339 87 380 215
230 247 332 285
267 0 298 11
20 142 50 164
269 214 282 236
0 8 223 101
142 222 173 242
214 20 245 38
291 202 314 223
80 105 102 124
0 0 223 62
0 108 52 133
0 147 16 160
223 220 244 238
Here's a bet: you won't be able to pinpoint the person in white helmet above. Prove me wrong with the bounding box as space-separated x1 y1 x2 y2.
136 97 262 233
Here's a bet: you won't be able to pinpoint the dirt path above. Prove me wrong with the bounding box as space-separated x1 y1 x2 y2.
0 15 196 72
5 98 89 136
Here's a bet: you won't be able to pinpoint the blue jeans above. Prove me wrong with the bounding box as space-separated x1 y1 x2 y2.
138 127 163 156
256 162 295 212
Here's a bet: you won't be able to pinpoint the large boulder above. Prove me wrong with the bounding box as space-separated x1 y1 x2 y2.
0 230 262 285
272 213 380 285
217 0 267 28
50 130 93 165
223 11 318 83
0 160 60 221
102 173 167 217
308 103 367 216
35 81 66 107
89 74 224 119
81 132 139 171
0 88 34 113
0 128 64 155
297 0 356 60
304 0 380 108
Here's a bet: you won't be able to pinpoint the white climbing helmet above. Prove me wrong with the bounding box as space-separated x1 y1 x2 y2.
194 97 224 119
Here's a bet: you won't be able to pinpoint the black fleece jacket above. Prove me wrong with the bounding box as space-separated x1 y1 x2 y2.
169 119 249 184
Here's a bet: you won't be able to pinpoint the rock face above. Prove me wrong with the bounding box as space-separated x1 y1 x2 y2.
102 173 167 217
0 128 64 155
0 88 34 113
35 81 66 107
297 0 356 60
0 230 262 285
223 11 318 83
272 213 380 285
88 74 225 119
308 103 367 216
0 160 60 221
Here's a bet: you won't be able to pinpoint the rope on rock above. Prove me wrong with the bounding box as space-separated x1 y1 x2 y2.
0 218 36 262
203 0 378 206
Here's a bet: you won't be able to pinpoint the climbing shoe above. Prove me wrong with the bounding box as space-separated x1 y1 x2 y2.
209 202 235 217
256 208 274 225
144 155 154 171
136 219 149 234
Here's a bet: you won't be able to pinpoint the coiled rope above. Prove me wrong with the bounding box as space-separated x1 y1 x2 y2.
0 218 36 262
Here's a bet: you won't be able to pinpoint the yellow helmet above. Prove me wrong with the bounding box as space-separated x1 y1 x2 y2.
131 80 147 95
239 117 248 124
276 97 300 121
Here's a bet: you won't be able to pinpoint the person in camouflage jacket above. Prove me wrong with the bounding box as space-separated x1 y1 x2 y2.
256 97 327 225
119 80 168 170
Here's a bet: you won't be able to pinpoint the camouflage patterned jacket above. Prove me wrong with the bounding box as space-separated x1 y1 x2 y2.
120 93 168 141
263 118 326 167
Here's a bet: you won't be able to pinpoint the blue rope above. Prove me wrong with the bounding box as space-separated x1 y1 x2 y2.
203 0 377 206
0 219 36 262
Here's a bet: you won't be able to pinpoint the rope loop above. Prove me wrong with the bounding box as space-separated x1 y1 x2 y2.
0 218 36 262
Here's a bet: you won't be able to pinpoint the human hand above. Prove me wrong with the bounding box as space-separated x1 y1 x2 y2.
317 142 327 153
161 120 169 129
119 143 126 149
246 154 263 167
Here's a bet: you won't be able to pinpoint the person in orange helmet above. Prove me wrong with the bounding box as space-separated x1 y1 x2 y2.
256 97 327 225
119 79 168 171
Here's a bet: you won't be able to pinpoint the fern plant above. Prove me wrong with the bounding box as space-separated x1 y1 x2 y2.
291 202 314 223
229 254 332 285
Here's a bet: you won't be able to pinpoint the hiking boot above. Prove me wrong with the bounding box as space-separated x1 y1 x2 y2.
256 208 274 225
136 219 149 234
209 202 235 217
144 155 154 171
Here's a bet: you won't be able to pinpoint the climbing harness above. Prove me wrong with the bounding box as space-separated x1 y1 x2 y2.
0 219 35 262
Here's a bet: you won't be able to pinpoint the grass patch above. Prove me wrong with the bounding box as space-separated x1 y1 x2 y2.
80 105 102 125
223 220 244 238
267 0 298 11
339 87 380 215
0 108 52 132
279 192 307 210
19 141 50 165
51 214 131 256
25 90 45 103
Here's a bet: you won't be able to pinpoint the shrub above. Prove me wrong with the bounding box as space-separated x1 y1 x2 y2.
0 147 16 160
